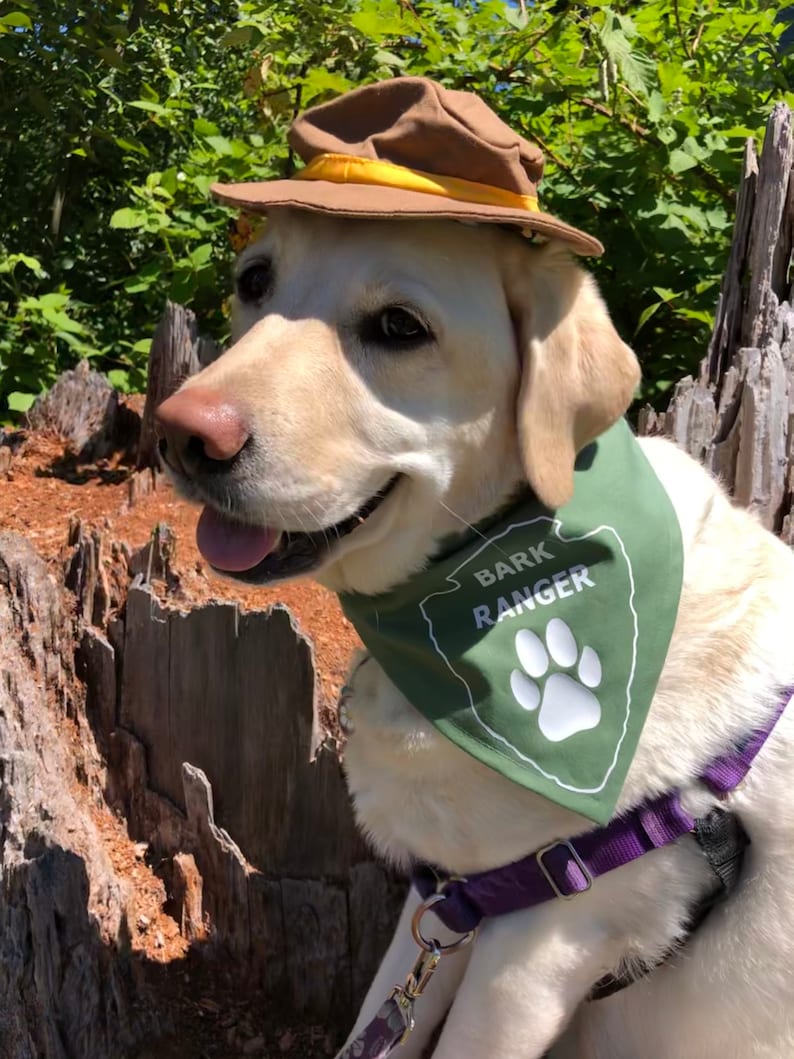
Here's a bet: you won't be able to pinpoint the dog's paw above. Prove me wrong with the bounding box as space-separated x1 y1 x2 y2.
510 618 602 742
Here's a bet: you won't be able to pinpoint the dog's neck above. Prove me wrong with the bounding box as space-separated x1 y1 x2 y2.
339 422 686 826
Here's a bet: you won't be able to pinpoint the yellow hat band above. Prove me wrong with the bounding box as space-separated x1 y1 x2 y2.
292 153 540 214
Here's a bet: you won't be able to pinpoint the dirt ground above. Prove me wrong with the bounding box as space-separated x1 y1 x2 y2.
0 428 361 708
1 424 361 1057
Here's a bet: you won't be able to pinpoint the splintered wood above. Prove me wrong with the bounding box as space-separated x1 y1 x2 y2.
136 301 220 470
639 103 794 542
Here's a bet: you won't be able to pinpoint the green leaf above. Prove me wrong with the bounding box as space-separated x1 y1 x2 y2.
669 149 698 174
194 117 220 137
7 391 36 412
503 5 528 29
721 125 758 139
220 26 253 47
191 174 213 197
598 8 655 98
107 369 131 391
114 137 150 157
110 207 149 229
0 253 45 276
673 307 714 325
652 287 678 302
350 6 408 38
21 292 68 310
635 301 663 333
0 12 32 28
41 309 87 334
57 331 96 352
128 100 170 117
373 48 407 69
123 260 162 292
205 135 233 156
647 91 665 123
188 243 213 268
301 68 353 100
98 46 124 69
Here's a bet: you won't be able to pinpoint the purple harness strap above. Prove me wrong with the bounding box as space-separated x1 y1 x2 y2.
414 688 792 934
344 689 791 1058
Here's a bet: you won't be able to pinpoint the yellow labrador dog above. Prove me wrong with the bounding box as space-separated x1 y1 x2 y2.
156 80 794 1059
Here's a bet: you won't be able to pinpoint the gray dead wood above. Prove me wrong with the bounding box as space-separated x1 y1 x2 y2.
0 500 405 1056
0 429 26 474
28 359 140 462
136 301 220 469
639 103 794 536
119 583 366 878
0 533 158 1059
111 578 400 1019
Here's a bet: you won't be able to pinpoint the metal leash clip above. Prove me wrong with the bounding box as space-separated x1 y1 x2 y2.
390 894 478 1045
390 944 442 1044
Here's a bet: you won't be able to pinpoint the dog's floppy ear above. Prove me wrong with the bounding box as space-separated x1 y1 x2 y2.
504 241 640 509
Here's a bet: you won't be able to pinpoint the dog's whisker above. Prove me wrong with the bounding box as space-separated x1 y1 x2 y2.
300 501 333 549
311 496 342 542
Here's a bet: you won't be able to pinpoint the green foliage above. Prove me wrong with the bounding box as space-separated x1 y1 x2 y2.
0 0 791 418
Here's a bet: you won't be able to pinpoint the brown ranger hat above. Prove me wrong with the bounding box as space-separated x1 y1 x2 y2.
211 76 603 256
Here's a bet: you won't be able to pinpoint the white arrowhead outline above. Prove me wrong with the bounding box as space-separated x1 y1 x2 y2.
418 517 638 795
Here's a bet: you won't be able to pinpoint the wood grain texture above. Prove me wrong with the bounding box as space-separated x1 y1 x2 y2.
639 104 794 538
27 359 140 463
0 533 157 1059
120 583 366 877
136 301 219 469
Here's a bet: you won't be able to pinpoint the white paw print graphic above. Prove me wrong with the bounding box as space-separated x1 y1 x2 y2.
510 618 603 742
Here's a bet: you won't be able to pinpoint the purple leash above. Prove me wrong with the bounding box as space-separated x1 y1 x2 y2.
342 688 792 1057
337 998 415 1059
338 947 447 1059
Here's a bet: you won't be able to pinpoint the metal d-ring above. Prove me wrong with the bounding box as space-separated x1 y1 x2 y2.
410 893 478 954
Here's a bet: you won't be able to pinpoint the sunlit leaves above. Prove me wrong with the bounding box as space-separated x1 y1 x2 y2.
0 0 792 417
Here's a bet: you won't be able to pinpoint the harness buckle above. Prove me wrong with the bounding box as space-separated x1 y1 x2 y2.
535 839 593 900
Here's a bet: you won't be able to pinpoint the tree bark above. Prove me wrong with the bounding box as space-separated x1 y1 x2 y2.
136 302 219 470
0 534 156 1059
639 103 794 539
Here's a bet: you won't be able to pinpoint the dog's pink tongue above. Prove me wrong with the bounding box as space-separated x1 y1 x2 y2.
196 506 278 572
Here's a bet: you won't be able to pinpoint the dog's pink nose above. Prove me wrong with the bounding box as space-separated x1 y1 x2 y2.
155 388 249 467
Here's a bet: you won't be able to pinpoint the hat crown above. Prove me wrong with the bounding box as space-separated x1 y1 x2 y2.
288 77 544 198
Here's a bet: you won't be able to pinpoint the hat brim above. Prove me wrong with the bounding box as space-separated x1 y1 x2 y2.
211 179 604 257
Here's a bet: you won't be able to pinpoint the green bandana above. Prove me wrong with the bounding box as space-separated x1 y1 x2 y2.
339 421 683 824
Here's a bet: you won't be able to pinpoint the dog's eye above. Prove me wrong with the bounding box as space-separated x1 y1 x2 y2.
236 260 273 303
377 307 430 345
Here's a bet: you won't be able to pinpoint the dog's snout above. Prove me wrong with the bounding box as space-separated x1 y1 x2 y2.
155 387 249 469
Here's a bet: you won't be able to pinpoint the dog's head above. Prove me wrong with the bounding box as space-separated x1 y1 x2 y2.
157 211 639 594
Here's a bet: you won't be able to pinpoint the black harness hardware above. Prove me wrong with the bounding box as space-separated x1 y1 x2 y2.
588 807 750 1001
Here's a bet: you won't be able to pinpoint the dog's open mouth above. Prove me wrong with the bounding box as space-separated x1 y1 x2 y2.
195 475 401 584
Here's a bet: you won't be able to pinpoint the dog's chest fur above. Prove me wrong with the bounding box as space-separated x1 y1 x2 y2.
341 437 794 1057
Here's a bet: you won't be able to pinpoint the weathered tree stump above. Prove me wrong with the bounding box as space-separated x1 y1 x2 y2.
0 533 159 1059
136 302 220 469
639 103 794 540
1 512 405 1057
0 429 26 474
28 359 141 463
109 574 403 1018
